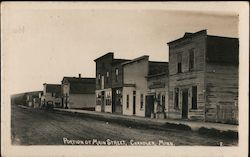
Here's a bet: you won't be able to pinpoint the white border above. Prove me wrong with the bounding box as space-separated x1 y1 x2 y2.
1 2 249 157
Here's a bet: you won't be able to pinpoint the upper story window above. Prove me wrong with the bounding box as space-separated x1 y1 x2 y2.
98 73 101 85
106 72 109 84
177 54 182 73
133 91 136 95
189 49 195 71
115 68 119 82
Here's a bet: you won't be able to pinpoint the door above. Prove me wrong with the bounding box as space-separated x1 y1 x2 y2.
133 95 136 115
145 95 154 117
101 91 105 112
112 90 116 113
182 89 189 119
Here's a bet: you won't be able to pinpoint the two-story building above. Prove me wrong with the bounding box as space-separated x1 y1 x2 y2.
122 56 168 117
25 91 42 107
61 74 96 110
42 83 62 108
146 63 169 119
94 52 129 113
167 30 238 124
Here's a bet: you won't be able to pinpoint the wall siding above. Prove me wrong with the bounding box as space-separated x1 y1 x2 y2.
68 94 96 109
147 75 169 118
168 34 206 121
205 63 238 124
122 57 149 117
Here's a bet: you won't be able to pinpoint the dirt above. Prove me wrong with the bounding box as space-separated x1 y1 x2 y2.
11 105 237 146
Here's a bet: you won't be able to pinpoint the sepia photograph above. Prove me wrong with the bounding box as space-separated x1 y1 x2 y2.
1 2 249 157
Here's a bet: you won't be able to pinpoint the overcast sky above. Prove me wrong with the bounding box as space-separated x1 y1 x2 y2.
2 2 239 94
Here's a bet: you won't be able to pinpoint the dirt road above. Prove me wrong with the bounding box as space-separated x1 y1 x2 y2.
11 105 237 146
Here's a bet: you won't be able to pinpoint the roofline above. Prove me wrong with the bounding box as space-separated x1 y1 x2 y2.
62 77 95 79
167 29 238 45
167 29 207 45
149 61 168 64
43 83 61 86
94 52 114 62
23 91 43 94
145 72 168 78
111 59 131 65
121 55 149 66
207 35 239 40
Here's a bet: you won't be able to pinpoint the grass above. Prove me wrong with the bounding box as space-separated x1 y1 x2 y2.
198 127 238 139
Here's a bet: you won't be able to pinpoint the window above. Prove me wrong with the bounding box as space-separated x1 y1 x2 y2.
189 49 194 71
192 86 197 109
162 95 166 108
96 92 102 106
174 88 179 108
140 94 144 109
105 91 112 106
106 72 109 84
157 94 161 106
98 73 101 85
126 94 129 108
133 91 136 95
115 68 119 82
177 54 182 73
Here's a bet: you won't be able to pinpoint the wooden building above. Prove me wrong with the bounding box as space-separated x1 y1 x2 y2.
42 84 61 108
61 75 96 110
25 91 42 107
94 52 129 113
122 56 168 117
146 63 169 119
167 30 238 124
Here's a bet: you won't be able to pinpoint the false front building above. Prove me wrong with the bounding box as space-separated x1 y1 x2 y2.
122 56 168 117
61 75 96 110
94 52 129 113
167 30 238 124
146 63 169 119
42 84 61 108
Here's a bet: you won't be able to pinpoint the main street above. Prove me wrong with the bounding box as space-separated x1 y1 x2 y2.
11 105 237 146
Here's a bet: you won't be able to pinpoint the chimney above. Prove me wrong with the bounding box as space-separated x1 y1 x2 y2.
79 73 81 78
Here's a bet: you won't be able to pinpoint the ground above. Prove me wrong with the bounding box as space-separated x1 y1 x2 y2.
11 105 237 146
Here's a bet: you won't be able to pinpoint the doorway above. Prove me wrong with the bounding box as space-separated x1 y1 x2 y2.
133 91 136 115
182 89 189 119
101 91 105 112
145 95 154 117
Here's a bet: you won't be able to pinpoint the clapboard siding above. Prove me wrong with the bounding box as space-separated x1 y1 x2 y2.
169 71 205 120
168 32 206 121
205 63 238 124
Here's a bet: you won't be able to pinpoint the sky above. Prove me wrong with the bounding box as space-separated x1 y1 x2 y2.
2 2 239 94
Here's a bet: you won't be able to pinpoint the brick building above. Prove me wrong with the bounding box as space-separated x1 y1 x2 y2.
61 75 96 110
167 30 238 124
